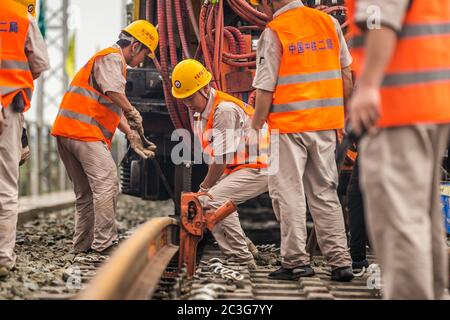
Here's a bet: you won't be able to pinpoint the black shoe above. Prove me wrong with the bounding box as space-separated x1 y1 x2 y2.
352 259 369 272
331 266 354 282
268 265 315 280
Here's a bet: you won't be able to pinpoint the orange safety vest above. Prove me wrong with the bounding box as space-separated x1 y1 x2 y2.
347 0 450 127
196 90 269 175
51 47 127 148
0 0 34 111
267 6 345 133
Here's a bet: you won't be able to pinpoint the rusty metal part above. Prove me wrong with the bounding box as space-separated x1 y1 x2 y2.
77 217 179 300
178 192 237 277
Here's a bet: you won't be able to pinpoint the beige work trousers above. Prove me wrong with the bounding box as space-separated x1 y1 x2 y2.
269 131 352 269
360 124 450 300
0 107 23 269
56 137 118 252
207 168 268 262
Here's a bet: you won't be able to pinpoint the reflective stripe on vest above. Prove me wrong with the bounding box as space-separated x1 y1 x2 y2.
267 6 344 133
198 90 268 174
272 97 344 113
1 60 30 71
67 86 122 116
277 69 342 85
57 109 114 140
350 22 450 49
348 0 450 127
51 47 126 147
0 86 32 99
382 69 450 87
0 0 34 111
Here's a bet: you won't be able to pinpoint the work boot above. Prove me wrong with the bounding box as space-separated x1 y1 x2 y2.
0 266 10 279
331 266 354 282
268 265 315 280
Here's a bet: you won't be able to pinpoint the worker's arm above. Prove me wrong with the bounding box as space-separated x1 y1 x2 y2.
252 89 273 130
348 27 397 135
251 28 281 130
106 91 134 113
201 162 228 190
25 14 50 80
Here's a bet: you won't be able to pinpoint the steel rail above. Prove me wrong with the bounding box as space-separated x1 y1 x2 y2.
77 217 179 300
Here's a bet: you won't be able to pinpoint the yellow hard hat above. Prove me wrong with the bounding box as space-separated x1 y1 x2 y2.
14 0 36 17
122 20 159 58
171 59 212 99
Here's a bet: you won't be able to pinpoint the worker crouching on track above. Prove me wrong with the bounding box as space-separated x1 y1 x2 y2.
250 0 354 281
172 59 270 270
51 20 158 255
0 0 50 278
347 0 450 299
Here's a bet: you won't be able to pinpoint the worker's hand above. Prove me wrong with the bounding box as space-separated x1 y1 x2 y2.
0 107 5 136
140 134 157 158
140 134 157 151
348 85 381 136
124 107 144 135
126 130 155 159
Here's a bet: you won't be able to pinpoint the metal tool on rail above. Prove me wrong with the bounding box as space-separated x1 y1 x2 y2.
179 192 237 277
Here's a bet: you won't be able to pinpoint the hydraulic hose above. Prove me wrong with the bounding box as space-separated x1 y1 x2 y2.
157 0 183 130
225 26 246 54
200 4 217 89
167 0 190 130
175 0 191 59
186 0 200 42
223 29 238 54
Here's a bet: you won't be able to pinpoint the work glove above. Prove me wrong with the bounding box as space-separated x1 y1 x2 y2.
124 107 144 136
126 130 156 159
0 107 5 136
139 133 157 152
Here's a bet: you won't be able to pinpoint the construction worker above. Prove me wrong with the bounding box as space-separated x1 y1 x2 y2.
250 0 354 281
347 0 450 299
171 59 270 269
51 20 158 255
0 0 50 277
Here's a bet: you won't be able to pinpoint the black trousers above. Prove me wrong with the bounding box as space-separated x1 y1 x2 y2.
347 159 368 262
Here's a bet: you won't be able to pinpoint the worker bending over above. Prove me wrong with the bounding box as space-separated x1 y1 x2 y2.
51 21 158 255
250 0 354 281
172 59 270 269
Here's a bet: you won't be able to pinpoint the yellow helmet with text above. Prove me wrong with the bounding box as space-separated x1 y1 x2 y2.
122 20 159 58
171 59 212 99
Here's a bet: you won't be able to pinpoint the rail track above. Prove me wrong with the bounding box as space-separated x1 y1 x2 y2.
77 215 382 300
